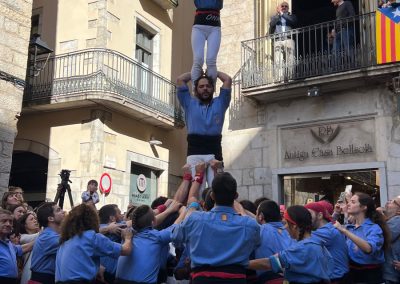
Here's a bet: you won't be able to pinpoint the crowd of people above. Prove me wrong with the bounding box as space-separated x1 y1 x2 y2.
1 1 400 284
1 162 400 284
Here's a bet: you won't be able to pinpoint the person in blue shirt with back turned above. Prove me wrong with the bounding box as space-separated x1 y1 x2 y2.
334 192 391 284
115 202 186 284
249 205 334 284
55 203 133 284
30 202 65 284
305 201 349 284
98 204 126 284
176 71 231 200
254 200 294 284
172 172 260 284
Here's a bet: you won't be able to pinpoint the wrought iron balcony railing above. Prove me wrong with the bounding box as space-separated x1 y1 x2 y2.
241 12 380 89
24 48 184 125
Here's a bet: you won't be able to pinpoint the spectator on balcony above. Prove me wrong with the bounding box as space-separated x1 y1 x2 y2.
176 71 231 199
331 0 355 53
189 0 223 87
269 1 297 82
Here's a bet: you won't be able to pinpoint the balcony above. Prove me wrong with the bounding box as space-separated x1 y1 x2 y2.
23 48 184 129
241 12 399 102
152 0 178 10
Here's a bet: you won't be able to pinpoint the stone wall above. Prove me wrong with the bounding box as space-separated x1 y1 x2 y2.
0 0 32 194
223 81 399 203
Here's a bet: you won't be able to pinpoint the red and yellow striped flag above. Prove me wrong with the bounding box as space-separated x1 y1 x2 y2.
376 7 400 64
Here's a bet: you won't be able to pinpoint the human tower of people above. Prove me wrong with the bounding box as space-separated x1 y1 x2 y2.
1 0 400 284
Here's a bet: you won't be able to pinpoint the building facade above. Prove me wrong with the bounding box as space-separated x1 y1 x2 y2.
219 0 400 206
13 0 194 209
0 0 33 195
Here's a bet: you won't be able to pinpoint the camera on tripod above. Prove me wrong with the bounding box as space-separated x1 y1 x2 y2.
59 169 72 185
54 169 74 209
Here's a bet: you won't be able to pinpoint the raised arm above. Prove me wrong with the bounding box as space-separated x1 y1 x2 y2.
187 162 206 203
334 221 374 253
217 71 232 89
120 228 133 256
173 164 192 204
176 72 192 87
154 200 182 227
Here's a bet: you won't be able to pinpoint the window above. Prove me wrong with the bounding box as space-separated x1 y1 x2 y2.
135 25 154 68
31 14 42 35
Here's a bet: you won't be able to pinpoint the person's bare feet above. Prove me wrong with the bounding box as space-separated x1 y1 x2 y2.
195 162 206 174
209 159 223 173
182 164 191 175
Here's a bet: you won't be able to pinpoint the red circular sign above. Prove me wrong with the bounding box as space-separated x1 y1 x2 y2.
100 173 112 194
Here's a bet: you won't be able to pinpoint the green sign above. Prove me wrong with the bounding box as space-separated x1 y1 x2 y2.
129 164 157 206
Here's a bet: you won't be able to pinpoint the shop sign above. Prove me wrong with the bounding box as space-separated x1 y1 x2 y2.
281 119 376 166
136 174 147 193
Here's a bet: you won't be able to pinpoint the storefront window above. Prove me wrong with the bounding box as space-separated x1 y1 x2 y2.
283 169 380 207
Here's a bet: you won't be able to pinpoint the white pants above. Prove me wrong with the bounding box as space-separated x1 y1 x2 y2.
274 39 295 81
191 25 221 84
186 154 216 199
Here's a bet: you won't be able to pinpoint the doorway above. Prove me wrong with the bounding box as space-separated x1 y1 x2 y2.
9 151 48 208
292 0 360 28
283 169 380 207
272 162 388 207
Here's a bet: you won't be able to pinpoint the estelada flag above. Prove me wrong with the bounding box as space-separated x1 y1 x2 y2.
376 6 400 64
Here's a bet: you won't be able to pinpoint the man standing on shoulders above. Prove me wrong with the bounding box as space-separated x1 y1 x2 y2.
176 71 231 198
269 1 297 82
172 172 260 284
382 196 400 284
30 202 65 284
305 201 349 284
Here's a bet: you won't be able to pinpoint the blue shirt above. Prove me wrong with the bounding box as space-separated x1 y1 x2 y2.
271 237 334 282
383 216 400 281
172 206 260 268
254 222 294 276
99 223 123 275
31 227 60 275
116 226 174 283
55 230 122 282
312 222 349 279
194 0 223 10
0 239 22 278
346 218 385 265
177 86 231 136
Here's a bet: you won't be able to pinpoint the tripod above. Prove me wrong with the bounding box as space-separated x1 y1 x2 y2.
54 169 74 209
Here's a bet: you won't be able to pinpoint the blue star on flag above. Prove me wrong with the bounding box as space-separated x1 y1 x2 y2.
380 7 400 23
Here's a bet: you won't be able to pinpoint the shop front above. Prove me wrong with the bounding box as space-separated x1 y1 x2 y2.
271 118 388 206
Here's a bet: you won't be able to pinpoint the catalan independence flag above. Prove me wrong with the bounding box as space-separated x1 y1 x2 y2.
376 6 400 64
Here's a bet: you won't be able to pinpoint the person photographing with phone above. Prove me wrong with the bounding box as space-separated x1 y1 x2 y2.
334 192 390 284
